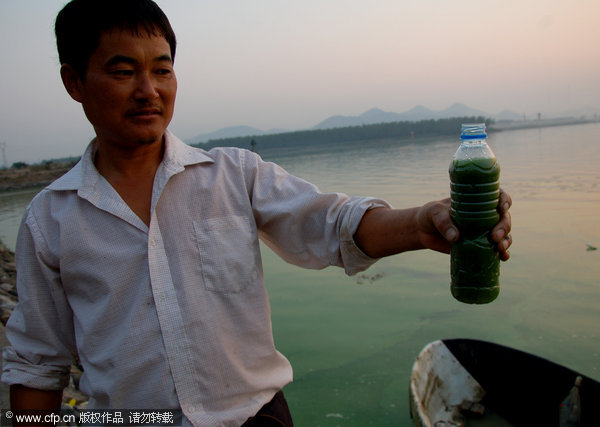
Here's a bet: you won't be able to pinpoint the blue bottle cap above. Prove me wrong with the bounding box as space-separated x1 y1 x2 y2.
461 123 487 140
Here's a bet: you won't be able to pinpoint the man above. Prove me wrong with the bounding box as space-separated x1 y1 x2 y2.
2 0 512 425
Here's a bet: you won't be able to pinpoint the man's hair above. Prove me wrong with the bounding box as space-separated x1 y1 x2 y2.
55 0 177 79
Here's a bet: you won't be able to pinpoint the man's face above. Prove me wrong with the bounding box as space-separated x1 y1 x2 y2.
71 29 177 149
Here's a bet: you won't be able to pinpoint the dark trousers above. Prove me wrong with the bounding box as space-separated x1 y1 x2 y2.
242 390 294 426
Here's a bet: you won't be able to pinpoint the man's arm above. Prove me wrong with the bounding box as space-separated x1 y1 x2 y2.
3 209 76 420
354 191 512 260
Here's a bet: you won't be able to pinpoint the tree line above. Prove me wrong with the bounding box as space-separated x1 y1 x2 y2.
193 116 493 152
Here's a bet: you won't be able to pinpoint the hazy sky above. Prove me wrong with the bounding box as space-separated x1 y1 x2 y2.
1 0 599 164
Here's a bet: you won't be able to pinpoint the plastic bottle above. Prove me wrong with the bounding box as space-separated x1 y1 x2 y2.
449 123 500 304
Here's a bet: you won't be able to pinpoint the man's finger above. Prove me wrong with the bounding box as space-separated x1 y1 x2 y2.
492 211 511 242
428 200 458 243
499 188 512 212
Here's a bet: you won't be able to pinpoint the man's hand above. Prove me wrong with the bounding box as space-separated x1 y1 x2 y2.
493 189 512 260
414 189 512 260
354 189 512 260
10 385 63 426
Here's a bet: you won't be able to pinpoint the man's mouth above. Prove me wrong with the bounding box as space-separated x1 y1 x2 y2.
126 107 162 117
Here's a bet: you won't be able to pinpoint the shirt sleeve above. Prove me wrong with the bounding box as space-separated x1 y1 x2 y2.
245 150 392 276
2 207 76 390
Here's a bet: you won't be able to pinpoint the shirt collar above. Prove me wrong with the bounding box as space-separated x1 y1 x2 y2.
47 130 214 192
162 130 214 171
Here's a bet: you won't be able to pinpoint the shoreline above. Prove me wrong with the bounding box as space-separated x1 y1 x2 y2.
488 117 598 132
0 160 76 193
1 119 597 194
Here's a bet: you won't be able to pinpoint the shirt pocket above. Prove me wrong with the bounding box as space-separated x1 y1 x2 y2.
193 215 260 294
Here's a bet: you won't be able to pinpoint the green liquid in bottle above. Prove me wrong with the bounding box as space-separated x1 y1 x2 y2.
449 124 501 304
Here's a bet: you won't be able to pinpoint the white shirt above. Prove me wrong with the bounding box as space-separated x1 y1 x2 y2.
2 131 388 426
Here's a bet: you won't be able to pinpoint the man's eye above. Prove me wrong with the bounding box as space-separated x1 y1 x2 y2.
156 68 172 75
111 69 134 76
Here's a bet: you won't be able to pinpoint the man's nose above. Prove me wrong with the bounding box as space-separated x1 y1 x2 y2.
134 73 159 99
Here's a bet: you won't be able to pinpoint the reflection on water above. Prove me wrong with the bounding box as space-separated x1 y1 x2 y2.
262 123 600 425
0 124 599 425
0 188 40 250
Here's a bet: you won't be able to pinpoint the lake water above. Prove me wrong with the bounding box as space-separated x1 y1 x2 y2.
1 123 599 425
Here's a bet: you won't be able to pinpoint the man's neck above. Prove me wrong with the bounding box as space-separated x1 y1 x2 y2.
93 136 166 227
94 136 165 180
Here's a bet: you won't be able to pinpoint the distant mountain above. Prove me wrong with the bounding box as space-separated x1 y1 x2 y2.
313 103 491 129
189 103 575 144
188 125 288 144
400 105 436 121
439 103 489 119
310 114 361 130
495 110 523 121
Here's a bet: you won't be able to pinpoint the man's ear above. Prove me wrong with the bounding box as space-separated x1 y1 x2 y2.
60 64 84 103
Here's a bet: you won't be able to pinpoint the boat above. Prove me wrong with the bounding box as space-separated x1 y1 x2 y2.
409 338 600 426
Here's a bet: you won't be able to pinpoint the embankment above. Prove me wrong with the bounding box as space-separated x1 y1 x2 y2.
0 161 76 193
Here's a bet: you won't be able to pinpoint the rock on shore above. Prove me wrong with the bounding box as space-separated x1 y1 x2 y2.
0 243 16 326
0 241 12 408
